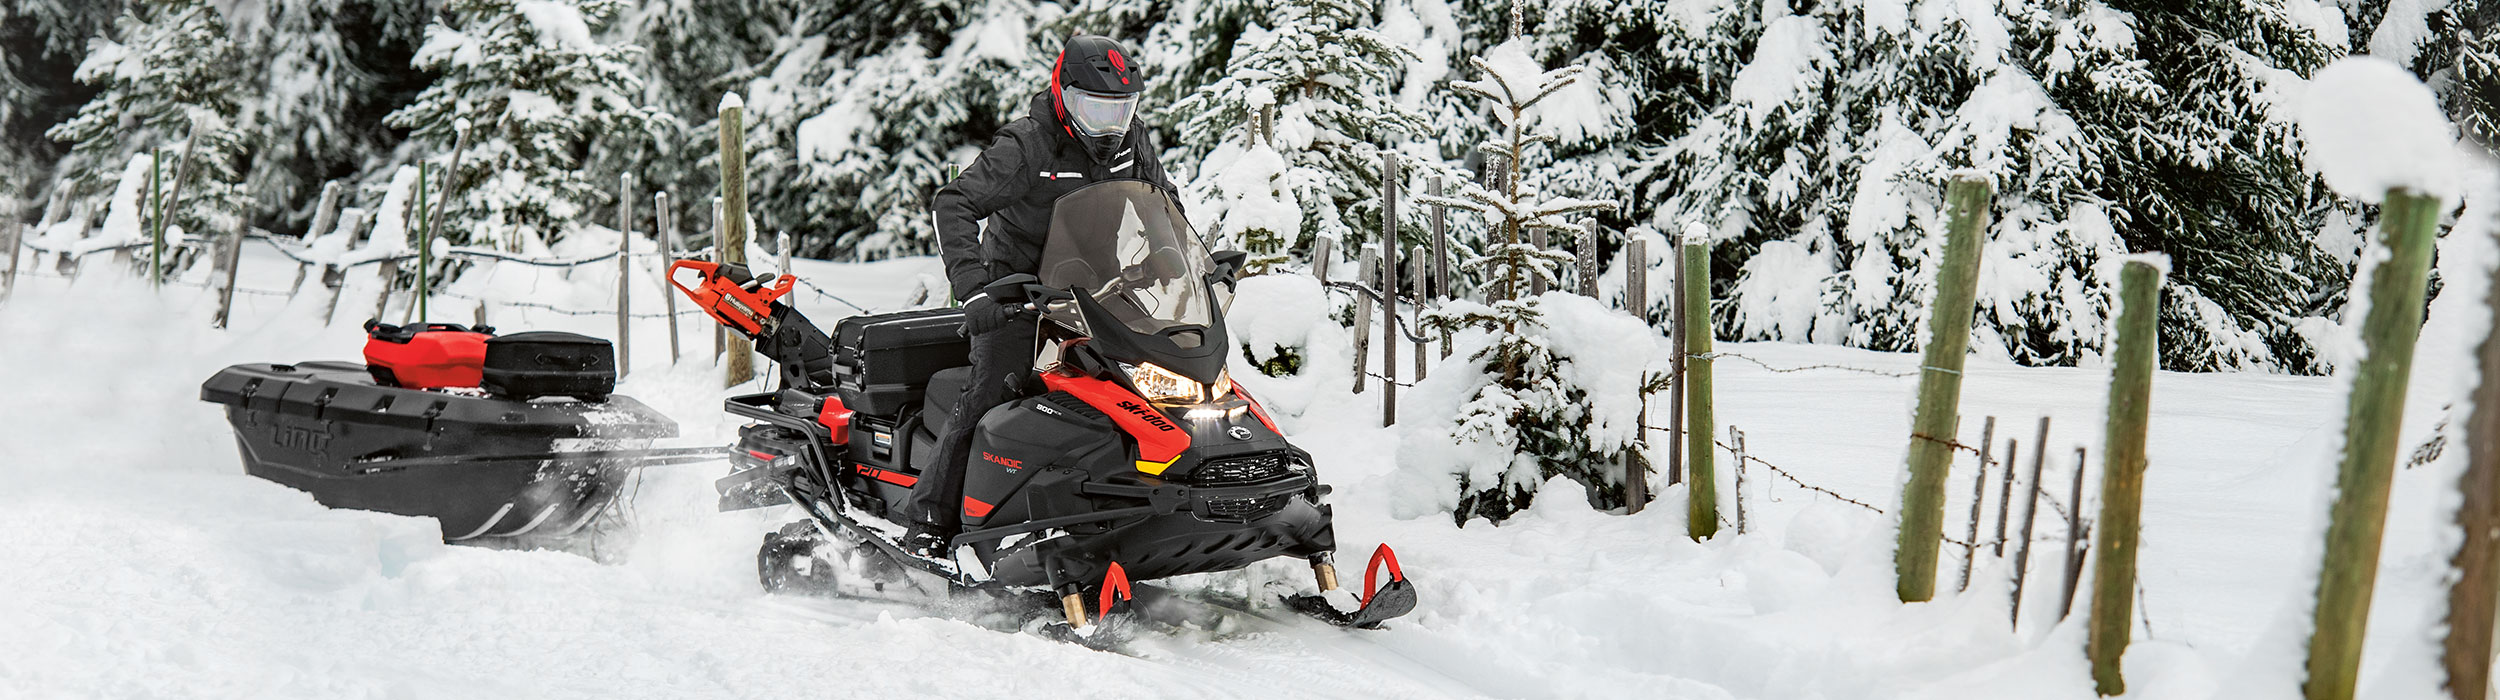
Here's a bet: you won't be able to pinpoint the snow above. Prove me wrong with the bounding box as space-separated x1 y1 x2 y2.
718 90 744 113
1729 14 1831 116
515 0 597 51
88 153 156 250
1733 240 1829 340
7 239 2498 698
2298 57 2461 203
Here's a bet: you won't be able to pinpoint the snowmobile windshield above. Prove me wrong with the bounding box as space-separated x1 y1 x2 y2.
1061 87 1137 138
1036 180 1214 338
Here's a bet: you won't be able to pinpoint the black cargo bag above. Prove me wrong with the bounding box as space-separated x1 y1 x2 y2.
484 331 617 401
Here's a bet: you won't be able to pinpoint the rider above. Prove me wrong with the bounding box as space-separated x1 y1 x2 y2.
904 34 1178 550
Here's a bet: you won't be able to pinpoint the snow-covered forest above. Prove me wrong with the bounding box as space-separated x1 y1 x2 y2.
4 0 2493 373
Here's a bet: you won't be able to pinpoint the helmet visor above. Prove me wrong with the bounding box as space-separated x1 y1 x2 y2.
1062 87 1138 138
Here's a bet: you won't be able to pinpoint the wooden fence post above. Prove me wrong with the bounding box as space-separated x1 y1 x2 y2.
1352 246 1376 394
657 192 680 362
147 149 164 285
2443 209 2500 700
404 163 429 324
2011 417 2052 626
1311 235 1334 285
1625 234 1650 512
294 181 345 292
719 92 755 388
616 172 635 378
1896 176 1991 603
1381 150 1399 426
2306 188 2446 700
1681 226 1715 539
415 121 469 323
1668 233 1687 487
713 196 725 358
1411 254 1428 380
1730 426 1748 534
320 211 366 325
3 199 22 300
1994 438 2020 558
1578 220 1599 297
2089 258 2163 696
210 207 245 328
1429 175 1448 301
2062 446 2089 620
1962 416 1999 592
1529 225 1549 296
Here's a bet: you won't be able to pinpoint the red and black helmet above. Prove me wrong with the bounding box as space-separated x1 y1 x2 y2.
1051 35 1144 142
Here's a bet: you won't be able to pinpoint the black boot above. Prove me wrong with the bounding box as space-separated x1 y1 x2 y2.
903 523 952 559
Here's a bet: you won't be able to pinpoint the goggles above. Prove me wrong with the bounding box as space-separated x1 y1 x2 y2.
1062 87 1138 138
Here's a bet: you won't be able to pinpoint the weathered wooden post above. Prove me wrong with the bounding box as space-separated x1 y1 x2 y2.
1730 426 1748 533
1411 254 1428 380
1578 221 1599 297
615 173 635 379
719 92 755 388
210 203 247 328
1311 235 1335 285
2090 257 2163 696
0 203 18 301
1529 225 1549 296
2444 216 2500 700
713 196 726 358
1352 246 1376 394
372 182 418 323
147 149 164 285
1895 176 1991 603
1961 416 1998 592
405 163 428 324
1381 150 1399 426
657 192 681 362
1994 438 2020 559
2061 446 2089 620
2011 417 2052 626
320 210 366 324
1681 225 1716 539
2305 188 2445 700
777 231 793 276
418 119 472 323
293 181 345 292
1624 234 1651 512
1668 233 1687 486
1429 175 1448 300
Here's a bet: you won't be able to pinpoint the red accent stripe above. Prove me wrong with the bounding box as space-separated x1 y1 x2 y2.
1041 372 1191 463
1233 381 1281 434
963 497 995 519
855 465 918 487
747 449 778 461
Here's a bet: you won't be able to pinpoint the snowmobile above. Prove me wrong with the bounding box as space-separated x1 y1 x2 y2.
672 179 1416 633
200 322 718 549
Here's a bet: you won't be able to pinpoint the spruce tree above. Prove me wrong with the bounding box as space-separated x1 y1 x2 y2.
1167 0 1429 259
386 0 665 252
44 0 251 242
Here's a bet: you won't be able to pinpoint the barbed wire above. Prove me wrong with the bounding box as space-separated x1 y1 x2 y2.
1706 351 1920 378
1359 370 1420 389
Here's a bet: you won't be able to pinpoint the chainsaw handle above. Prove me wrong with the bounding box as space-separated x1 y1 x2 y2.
667 259 715 300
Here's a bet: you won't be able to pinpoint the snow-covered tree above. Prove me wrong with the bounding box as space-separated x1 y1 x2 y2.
1168 0 1429 260
1402 39 1622 524
386 0 666 252
45 0 252 241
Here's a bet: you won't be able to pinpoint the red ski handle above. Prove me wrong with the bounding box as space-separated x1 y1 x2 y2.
1362 544 1405 608
1098 562 1134 625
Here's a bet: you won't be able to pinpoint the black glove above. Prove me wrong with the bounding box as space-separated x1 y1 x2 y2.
960 294 1009 336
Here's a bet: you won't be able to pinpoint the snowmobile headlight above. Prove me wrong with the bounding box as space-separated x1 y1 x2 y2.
1123 362 1203 404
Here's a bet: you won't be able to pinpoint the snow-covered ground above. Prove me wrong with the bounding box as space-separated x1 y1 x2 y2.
0 243 2473 699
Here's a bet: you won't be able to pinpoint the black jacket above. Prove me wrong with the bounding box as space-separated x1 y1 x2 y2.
931 90 1177 302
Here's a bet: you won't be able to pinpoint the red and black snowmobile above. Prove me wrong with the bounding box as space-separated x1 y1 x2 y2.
671 180 1416 633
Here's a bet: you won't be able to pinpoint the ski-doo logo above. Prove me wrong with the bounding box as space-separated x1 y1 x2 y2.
1114 400 1177 431
274 425 330 456
982 452 1023 470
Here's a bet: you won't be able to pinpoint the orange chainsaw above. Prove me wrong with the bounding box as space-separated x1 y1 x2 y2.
667 259 835 388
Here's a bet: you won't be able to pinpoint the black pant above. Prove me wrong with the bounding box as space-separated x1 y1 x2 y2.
905 321 1036 533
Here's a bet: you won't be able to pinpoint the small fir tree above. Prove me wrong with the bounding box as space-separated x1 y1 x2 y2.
1404 38 1619 525
45 0 250 241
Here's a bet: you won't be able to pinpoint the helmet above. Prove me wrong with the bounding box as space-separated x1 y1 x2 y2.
1052 35 1144 164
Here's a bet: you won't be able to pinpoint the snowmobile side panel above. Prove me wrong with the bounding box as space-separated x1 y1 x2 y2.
960 393 1124 529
